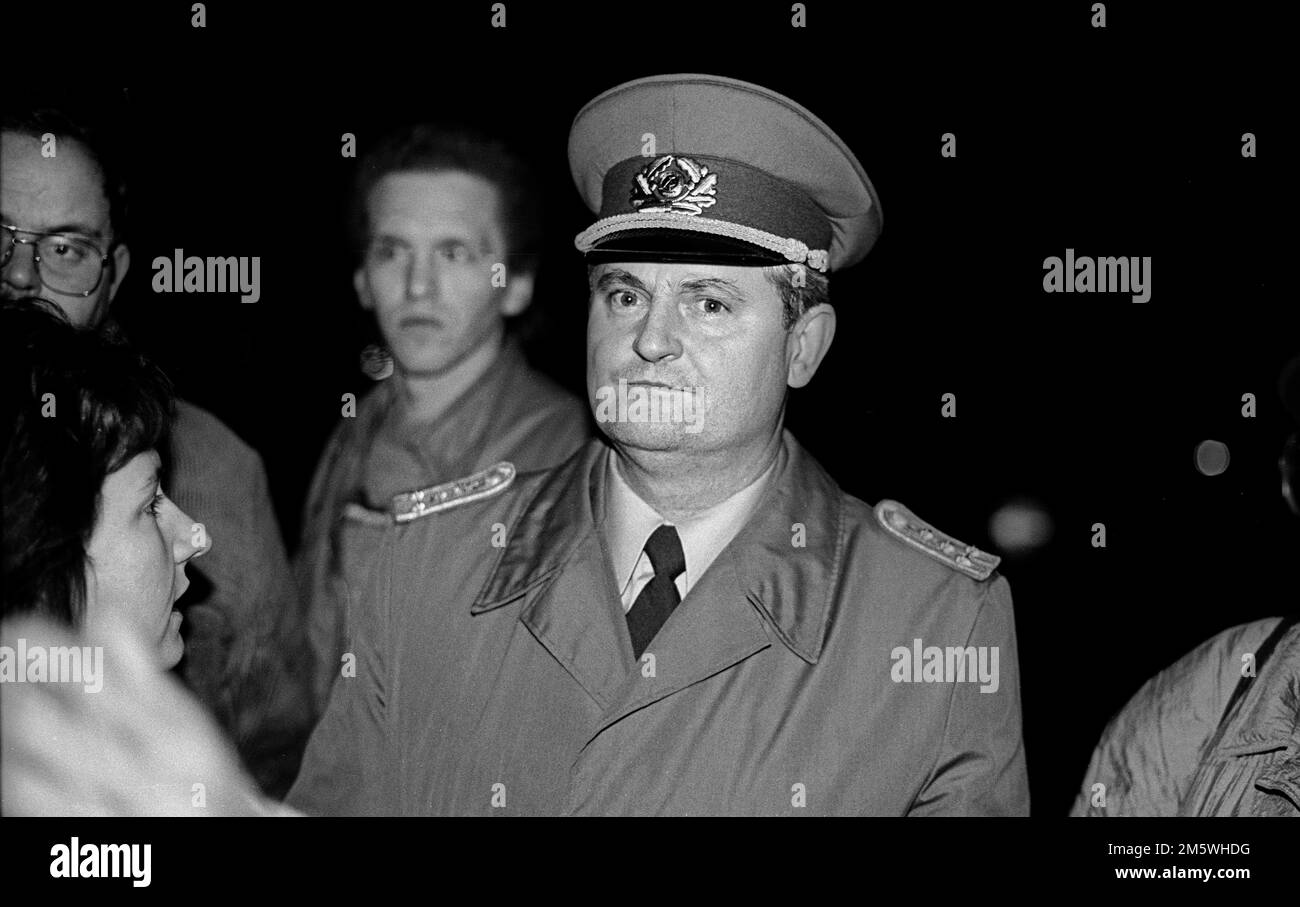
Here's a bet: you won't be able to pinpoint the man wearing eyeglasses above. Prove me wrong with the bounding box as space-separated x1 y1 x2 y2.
0 224 115 307
0 156 126 324
0 106 313 799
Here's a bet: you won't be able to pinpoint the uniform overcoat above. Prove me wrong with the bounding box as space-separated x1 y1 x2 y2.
289 433 1029 815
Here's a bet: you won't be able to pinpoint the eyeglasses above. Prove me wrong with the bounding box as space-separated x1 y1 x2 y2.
0 223 112 297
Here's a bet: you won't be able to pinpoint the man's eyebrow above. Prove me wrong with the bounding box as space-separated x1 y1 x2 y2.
49 223 104 239
678 277 747 301
2 218 105 241
594 269 652 295
434 233 491 250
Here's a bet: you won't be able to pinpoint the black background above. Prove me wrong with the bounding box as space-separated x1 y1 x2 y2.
9 1 1298 817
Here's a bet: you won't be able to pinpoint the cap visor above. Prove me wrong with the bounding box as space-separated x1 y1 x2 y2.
583 229 787 268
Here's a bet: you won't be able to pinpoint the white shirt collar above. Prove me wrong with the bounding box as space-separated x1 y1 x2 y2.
602 448 778 599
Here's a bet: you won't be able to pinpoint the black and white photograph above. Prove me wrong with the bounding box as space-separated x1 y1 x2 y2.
0 0 1294 890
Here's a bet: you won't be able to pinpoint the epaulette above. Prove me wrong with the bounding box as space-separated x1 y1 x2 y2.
392 462 516 524
874 499 1001 581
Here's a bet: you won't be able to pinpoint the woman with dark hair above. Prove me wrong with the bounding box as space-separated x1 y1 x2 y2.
2 299 209 667
1 301 282 815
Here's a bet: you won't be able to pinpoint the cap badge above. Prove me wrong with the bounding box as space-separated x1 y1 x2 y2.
630 155 718 216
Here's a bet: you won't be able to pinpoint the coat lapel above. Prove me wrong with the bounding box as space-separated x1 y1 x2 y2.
588 431 847 743
516 531 635 710
468 432 848 737
731 431 844 664
587 551 773 745
469 441 634 709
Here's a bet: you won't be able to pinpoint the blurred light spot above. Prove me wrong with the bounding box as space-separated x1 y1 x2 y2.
1195 440 1230 476
989 500 1053 554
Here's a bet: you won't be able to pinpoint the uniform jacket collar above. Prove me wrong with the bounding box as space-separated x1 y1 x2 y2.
310 338 536 516
470 430 846 665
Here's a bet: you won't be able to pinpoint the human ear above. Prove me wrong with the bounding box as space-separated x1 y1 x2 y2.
499 269 535 317
105 243 131 304
354 268 374 311
786 305 837 389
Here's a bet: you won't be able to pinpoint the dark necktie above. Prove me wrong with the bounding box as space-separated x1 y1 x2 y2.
626 524 686 659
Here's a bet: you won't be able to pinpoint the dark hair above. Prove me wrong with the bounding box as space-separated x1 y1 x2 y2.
1 101 130 243
351 122 541 275
1 300 173 624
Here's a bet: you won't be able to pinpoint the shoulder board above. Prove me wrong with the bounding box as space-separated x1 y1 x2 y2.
874 499 1001 581
343 502 393 527
392 462 516 523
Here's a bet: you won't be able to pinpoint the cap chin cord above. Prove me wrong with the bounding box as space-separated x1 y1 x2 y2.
576 212 830 273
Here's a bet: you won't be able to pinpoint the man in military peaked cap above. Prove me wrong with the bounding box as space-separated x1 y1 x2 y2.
289 74 1029 815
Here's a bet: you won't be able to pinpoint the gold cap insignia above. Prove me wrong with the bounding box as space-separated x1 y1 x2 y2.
630 155 718 216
